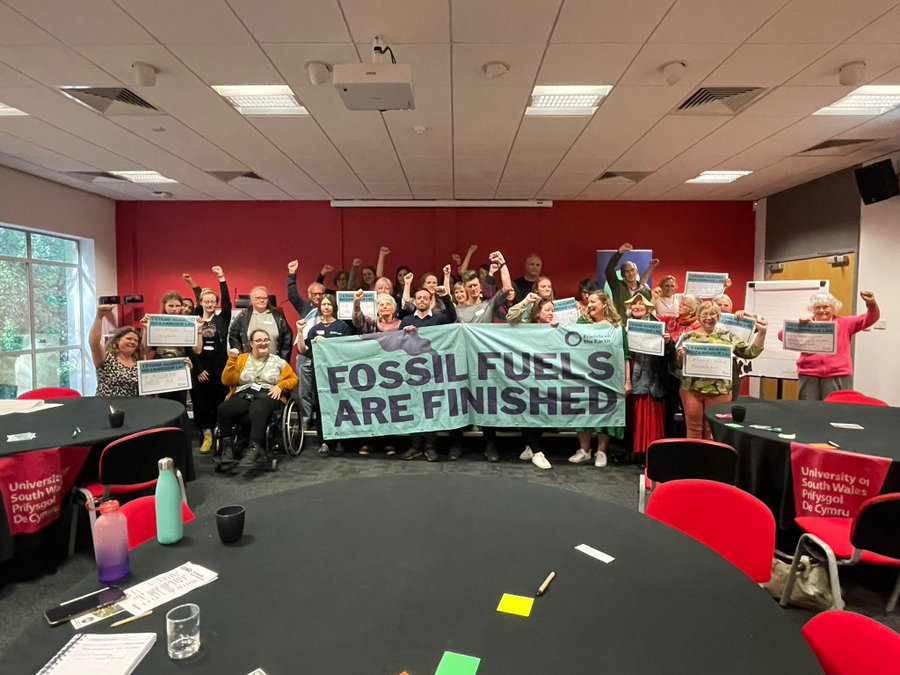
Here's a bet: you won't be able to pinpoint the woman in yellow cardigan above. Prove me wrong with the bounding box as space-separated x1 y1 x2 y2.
217 329 298 472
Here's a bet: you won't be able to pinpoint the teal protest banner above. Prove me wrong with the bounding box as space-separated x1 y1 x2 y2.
313 323 625 439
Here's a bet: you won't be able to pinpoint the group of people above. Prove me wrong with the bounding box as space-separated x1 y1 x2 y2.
87 243 880 473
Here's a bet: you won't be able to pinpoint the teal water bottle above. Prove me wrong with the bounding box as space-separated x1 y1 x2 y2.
155 457 183 544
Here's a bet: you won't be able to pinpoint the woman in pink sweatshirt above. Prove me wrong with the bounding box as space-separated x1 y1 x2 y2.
779 291 879 400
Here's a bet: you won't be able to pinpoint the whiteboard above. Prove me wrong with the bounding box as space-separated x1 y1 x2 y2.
744 279 829 379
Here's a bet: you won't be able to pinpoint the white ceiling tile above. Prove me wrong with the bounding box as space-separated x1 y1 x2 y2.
870 63 900 85
168 44 283 85
0 62 38 87
451 44 543 87
4 0 155 45
410 183 453 198
363 182 414 198
494 184 542 198
227 0 350 43
453 86 529 156
741 85 852 116
0 129 97 171
340 0 449 43
399 156 453 183
0 45 121 87
847 4 900 43
74 44 207 89
834 107 900 139
112 0 256 45
0 4 57 44
452 0 560 43
537 44 642 85
0 115 134 168
785 43 900 86
237 155 330 199
704 43 832 87
749 0 898 44
612 115 728 171
552 0 675 43
577 180 632 199
650 0 786 44
262 42 361 93
618 43 738 86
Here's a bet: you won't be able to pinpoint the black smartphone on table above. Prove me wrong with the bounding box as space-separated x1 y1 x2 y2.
44 586 126 626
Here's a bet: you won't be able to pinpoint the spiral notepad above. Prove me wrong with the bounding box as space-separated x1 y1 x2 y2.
37 632 156 675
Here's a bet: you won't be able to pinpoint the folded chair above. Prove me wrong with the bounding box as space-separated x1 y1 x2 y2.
637 438 737 513
646 479 775 583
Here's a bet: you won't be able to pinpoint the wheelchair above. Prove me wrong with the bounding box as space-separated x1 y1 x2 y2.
213 388 304 472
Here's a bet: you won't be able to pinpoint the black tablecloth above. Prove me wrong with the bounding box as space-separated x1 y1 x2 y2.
0 396 192 574
1 475 820 674
707 399 900 529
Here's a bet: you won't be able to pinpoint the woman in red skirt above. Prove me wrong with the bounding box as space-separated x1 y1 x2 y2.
624 294 668 460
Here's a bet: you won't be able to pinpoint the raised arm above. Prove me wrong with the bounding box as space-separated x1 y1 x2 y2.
435 287 457 324
458 244 478 275
606 243 630 287
640 257 659 287
402 271 414 304
376 247 389 279
442 263 452 291
286 259 306 314
88 305 114 368
213 266 232 325
348 258 361 289
492 250 513 293
182 273 201 305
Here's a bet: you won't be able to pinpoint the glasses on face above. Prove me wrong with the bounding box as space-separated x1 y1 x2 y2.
252 339 271 344
251 296 268 302
698 313 717 320
310 291 324 297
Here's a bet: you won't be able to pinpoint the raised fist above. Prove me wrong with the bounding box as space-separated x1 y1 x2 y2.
287 260 299 274
211 265 224 278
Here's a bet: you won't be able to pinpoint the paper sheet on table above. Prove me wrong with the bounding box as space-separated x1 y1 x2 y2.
434 651 481 675
117 562 218 615
830 422 865 430
0 400 62 416
575 543 615 563
496 593 534 617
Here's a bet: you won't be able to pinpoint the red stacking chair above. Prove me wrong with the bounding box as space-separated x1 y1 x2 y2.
824 389 889 406
646 479 775 583
782 493 900 612
17 387 81 400
637 438 737 513
119 496 195 550
69 427 190 555
802 610 900 675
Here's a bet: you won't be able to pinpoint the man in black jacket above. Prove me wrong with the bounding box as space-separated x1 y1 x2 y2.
228 285 292 361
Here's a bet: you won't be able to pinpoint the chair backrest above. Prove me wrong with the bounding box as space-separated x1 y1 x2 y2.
118 495 195 550
646 438 737 485
98 427 189 488
851 493 900 560
646 479 775 583
17 387 81 400
824 389 889 406
802 610 900 675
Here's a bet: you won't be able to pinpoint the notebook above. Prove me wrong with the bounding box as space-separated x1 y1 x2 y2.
37 632 156 675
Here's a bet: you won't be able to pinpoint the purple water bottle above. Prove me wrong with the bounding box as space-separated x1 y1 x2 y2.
92 500 129 582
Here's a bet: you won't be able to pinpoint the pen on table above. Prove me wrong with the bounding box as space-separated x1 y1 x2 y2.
110 610 152 628
71 427 81 438
536 571 556 597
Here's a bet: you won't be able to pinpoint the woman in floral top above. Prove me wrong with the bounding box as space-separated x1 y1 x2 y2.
677 301 767 439
89 304 145 397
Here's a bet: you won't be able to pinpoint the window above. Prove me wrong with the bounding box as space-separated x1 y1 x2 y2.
0 225 87 399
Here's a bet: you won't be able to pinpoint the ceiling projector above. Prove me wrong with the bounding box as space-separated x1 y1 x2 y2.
333 62 414 111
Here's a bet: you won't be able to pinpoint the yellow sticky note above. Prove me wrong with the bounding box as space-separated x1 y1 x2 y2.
496 593 534 617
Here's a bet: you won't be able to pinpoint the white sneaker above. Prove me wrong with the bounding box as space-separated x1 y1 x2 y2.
519 445 534 461
531 452 551 470
568 449 591 464
594 451 608 468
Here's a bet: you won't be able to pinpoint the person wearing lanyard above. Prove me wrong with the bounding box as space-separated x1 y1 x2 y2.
217 329 298 473
287 260 327 430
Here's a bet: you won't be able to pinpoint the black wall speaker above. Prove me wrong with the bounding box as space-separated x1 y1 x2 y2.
855 159 900 205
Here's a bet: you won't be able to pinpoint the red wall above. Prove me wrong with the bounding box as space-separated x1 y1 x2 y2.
115 200 755 324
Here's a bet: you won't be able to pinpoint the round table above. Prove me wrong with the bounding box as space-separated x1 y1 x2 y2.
3 475 821 674
707 399 900 529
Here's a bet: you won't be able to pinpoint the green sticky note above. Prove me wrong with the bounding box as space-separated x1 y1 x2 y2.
434 651 481 675
496 593 534 617
725 422 744 428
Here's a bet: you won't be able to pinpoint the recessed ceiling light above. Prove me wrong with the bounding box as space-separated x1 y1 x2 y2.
109 170 177 184
212 84 308 115
686 171 752 184
813 85 900 116
0 102 27 116
525 85 612 116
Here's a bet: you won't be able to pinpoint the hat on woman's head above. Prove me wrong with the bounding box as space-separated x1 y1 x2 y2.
624 293 655 309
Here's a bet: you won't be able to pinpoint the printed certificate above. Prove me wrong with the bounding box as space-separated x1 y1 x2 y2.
137 358 192 395
146 313 198 347
337 291 376 320
684 271 728 299
626 319 665 356
552 297 579 326
718 313 756 343
782 320 837 354
683 342 733 379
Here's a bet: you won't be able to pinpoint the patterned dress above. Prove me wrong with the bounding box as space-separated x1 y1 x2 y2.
96 353 139 397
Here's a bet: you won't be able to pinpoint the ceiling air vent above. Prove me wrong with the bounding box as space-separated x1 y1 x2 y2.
795 138 881 157
59 87 163 116
674 87 767 116
64 171 128 183
209 171 265 182
596 171 652 183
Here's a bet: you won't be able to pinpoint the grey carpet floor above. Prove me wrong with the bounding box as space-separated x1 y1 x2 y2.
1 440 897 660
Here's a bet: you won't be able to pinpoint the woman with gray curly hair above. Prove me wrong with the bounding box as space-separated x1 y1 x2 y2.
778 290 879 400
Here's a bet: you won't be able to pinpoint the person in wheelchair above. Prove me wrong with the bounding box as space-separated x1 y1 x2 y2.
218 329 298 472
